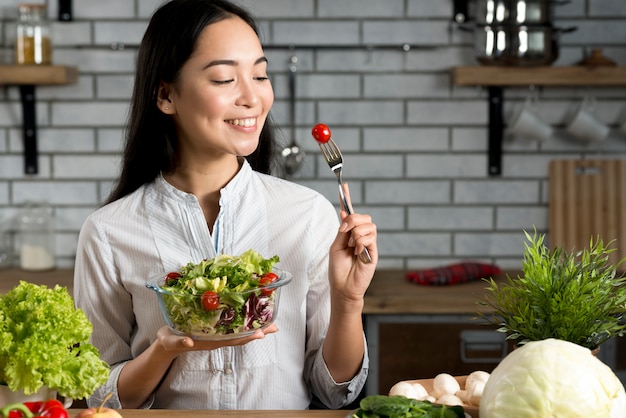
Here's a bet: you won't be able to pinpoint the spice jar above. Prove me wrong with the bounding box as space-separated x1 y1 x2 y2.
16 202 56 271
15 3 52 65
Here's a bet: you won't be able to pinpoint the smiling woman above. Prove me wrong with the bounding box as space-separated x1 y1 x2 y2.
72 0 378 412
156 17 274 180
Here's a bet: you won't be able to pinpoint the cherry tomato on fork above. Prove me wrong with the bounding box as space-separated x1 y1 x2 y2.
201 291 220 311
259 272 279 296
311 123 331 143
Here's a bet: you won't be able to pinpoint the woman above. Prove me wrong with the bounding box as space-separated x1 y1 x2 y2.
74 0 378 411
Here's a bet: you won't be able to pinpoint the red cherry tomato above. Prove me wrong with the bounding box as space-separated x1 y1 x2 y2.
164 271 181 285
311 123 332 143
259 272 279 296
201 291 220 311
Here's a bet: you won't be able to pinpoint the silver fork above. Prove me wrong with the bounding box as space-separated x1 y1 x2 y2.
318 139 372 264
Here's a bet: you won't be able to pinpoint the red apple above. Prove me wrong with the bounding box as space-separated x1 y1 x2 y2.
75 394 122 418
75 407 122 418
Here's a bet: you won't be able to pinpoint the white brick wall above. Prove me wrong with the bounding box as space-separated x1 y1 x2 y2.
0 0 624 270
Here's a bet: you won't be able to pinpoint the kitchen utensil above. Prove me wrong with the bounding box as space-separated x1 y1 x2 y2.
549 159 626 267
564 97 609 143
280 55 305 177
471 23 575 66
312 124 372 264
473 0 570 26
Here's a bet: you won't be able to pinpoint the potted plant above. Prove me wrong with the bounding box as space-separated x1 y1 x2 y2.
478 230 626 350
0 281 110 402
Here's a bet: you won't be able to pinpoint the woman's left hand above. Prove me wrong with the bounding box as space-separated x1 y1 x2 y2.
328 184 378 307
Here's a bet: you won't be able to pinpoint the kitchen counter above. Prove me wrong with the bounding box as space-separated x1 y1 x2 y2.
0 268 74 295
68 410 350 417
363 269 512 315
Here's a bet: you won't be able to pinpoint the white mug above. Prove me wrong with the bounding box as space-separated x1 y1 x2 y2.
565 98 610 143
506 100 553 142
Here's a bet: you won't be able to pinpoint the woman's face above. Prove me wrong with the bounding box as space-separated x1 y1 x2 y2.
165 16 274 162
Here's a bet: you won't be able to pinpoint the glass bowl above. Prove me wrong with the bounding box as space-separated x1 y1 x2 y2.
146 268 292 340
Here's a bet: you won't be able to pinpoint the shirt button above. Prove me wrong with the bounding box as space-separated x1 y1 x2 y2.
224 368 233 375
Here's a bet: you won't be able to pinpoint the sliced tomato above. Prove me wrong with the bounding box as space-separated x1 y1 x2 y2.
201 290 219 311
259 272 279 296
164 271 181 285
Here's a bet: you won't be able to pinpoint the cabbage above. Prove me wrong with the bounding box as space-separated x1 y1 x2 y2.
480 338 626 417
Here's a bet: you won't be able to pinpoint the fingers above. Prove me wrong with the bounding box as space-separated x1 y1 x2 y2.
158 324 278 352
334 211 377 261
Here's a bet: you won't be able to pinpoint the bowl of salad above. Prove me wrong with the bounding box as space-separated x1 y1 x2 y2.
146 249 292 340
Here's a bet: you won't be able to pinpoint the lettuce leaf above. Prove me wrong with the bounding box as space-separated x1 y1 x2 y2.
0 281 110 399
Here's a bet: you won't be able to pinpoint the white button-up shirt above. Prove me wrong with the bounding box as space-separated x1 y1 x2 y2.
74 161 368 410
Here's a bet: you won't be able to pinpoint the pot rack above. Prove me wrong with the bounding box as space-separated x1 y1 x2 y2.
453 65 626 176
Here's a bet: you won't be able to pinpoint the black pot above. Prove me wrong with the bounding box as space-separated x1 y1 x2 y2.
472 23 576 66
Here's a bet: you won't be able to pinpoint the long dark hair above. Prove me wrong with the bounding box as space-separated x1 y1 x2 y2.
106 0 276 204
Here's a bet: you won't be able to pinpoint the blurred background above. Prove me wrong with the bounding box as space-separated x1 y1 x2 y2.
0 0 624 271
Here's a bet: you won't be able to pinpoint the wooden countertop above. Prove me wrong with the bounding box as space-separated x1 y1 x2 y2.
0 268 74 295
68 410 350 417
364 269 511 315
0 268 513 315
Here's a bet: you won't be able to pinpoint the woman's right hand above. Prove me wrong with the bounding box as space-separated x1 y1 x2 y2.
156 324 278 353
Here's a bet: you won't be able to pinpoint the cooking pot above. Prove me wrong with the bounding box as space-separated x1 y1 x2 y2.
474 0 570 25
472 24 575 66
471 0 570 25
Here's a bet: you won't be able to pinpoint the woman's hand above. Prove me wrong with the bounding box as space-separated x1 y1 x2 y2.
156 323 278 355
119 324 278 408
328 183 378 309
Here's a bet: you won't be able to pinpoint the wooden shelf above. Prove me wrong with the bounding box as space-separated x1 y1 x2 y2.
0 65 78 85
0 65 79 175
453 66 626 87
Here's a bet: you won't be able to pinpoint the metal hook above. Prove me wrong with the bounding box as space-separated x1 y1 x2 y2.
289 54 298 73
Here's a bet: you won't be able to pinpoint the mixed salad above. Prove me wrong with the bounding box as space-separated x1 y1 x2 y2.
155 249 283 339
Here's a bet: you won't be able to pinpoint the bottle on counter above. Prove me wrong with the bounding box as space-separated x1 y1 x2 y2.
15 3 52 65
16 202 55 271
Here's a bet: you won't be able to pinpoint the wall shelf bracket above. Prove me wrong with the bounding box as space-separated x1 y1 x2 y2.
19 85 38 175
488 86 504 176
0 65 78 175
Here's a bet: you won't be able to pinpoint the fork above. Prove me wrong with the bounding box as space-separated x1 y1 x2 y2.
315 127 372 264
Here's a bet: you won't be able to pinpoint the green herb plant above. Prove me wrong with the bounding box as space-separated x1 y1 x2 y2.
478 230 626 350
0 281 110 399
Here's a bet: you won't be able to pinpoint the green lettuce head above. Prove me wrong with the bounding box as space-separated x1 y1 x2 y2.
0 281 110 400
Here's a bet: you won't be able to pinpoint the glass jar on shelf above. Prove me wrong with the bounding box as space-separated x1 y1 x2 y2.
15 3 52 65
16 202 56 271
